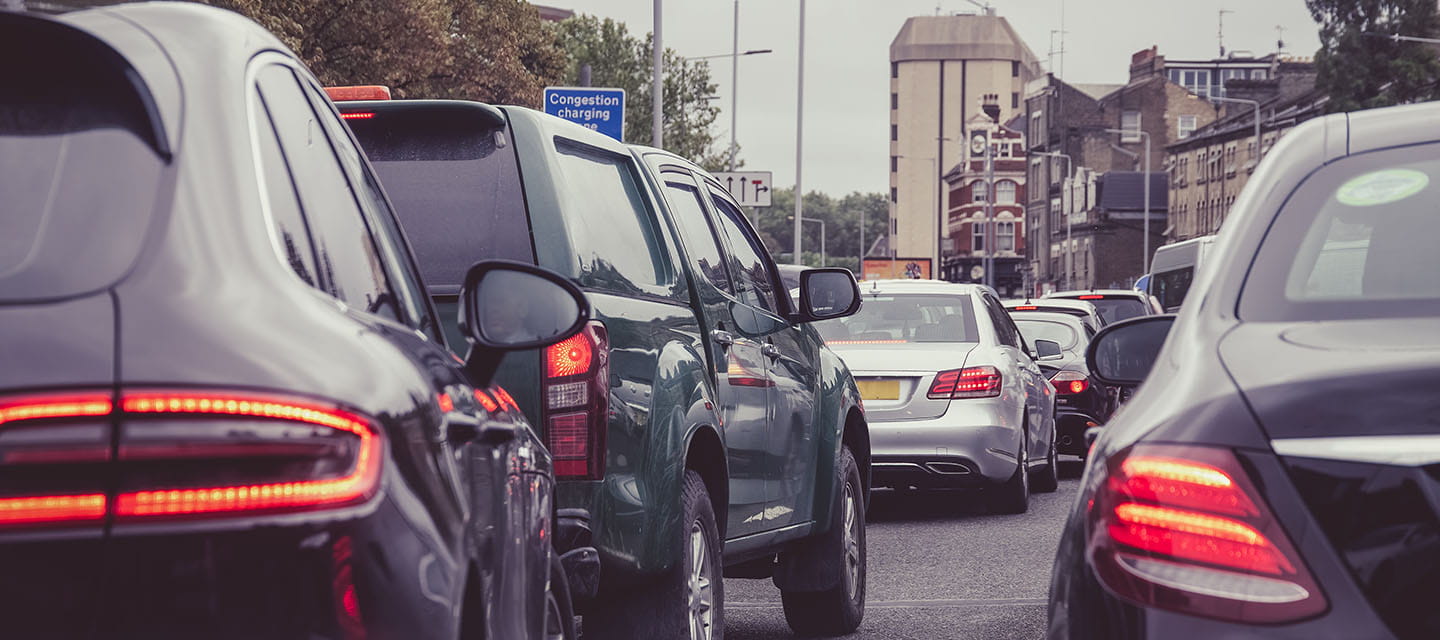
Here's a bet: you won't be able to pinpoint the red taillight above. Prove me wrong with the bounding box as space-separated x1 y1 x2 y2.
0 494 107 526
1078 294 1105 300
324 85 392 101
543 322 608 480
1088 444 1327 623
1014 305 1038 311
1050 371 1090 395
0 392 114 526
340 112 375 120
927 366 1002 399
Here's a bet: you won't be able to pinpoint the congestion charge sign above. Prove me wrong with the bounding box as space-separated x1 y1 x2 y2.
543 87 626 141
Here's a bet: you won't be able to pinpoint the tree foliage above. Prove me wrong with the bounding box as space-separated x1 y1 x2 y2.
207 0 566 107
556 15 728 168
745 189 889 273
1306 0 1440 111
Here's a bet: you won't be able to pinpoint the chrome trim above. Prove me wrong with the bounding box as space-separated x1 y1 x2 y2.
1271 435 1440 467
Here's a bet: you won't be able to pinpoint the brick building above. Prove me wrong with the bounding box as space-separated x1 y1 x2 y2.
941 112 1027 296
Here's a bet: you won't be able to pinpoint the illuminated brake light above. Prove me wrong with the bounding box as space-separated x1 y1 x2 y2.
0 393 114 526
0 393 112 425
543 322 609 479
547 333 594 378
1014 305 1038 311
927 366 1002 399
0 494 106 525
340 112 375 120
324 85 392 101
1089 444 1326 623
1051 371 1090 395
1078 294 1105 300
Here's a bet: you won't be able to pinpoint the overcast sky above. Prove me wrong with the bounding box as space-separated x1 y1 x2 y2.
545 1 1322 196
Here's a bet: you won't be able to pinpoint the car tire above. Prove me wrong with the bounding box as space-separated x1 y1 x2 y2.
1031 421 1060 493
583 470 723 640
545 551 578 640
779 446 866 637
987 430 1030 514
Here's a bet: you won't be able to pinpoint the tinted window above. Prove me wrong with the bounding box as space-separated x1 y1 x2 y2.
661 178 732 293
347 106 534 285
816 294 977 343
1153 267 1194 312
1080 297 1150 323
1243 144 1440 320
252 91 319 288
554 142 669 293
983 296 1021 347
0 38 165 302
1014 319 1079 351
709 192 778 313
257 65 399 321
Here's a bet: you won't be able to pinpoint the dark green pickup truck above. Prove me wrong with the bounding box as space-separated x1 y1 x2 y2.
340 98 872 639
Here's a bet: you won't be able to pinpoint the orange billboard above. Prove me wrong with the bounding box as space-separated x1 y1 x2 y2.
862 258 931 281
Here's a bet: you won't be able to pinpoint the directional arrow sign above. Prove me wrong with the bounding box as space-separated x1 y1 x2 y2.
713 171 773 207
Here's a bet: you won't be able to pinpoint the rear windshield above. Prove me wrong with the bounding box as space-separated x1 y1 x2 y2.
0 21 167 302
1013 319 1079 351
346 106 533 287
1241 143 1440 320
1079 297 1149 323
816 294 978 344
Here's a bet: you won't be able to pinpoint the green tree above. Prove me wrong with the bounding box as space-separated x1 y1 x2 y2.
557 15 727 167
1307 0 1440 111
207 0 565 106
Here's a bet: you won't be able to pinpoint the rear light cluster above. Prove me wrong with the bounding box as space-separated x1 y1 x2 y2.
1078 294 1106 300
1050 371 1090 395
1088 444 1327 623
927 366 1002 399
0 389 381 528
543 321 609 479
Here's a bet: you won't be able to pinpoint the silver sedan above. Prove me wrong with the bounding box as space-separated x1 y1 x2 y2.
815 280 1058 513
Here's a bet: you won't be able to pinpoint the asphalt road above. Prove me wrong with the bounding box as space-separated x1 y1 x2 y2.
723 458 1086 640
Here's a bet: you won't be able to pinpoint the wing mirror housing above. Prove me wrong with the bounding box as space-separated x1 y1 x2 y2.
459 259 591 386
1034 339 1064 361
1084 314 1176 387
793 268 862 323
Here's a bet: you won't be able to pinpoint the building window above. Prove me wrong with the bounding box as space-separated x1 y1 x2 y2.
891 92 898 110
1121 110 1142 142
890 124 897 141
996 180 1016 204
997 221 1015 252
1012 60 1020 77
1178 115 1197 139
1011 92 1019 109
890 187 897 203
972 222 985 252
891 62 899 79
972 180 988 202
1030 110 1044 143
1251 69 1267 80
890 156 897 172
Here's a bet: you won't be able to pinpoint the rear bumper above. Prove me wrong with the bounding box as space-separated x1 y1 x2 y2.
868 399 1022 486
1055 411 1101 456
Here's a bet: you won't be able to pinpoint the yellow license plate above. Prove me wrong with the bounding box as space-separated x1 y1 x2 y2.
856 379 900 401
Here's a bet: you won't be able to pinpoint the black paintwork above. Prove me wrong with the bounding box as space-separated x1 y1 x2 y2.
0 6 565 639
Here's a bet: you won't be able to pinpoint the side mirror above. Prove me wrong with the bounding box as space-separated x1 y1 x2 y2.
796 268 861 322
459 260 591 385
1034 339 1064 360
1084 315 1176 387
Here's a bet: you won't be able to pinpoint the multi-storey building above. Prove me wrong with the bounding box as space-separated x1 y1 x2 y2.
941 110 1027 296
888 13 1042 277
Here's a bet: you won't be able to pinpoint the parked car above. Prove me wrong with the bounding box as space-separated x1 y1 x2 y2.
1004 298 1106 333
1048 102 1440 639
1008 312 1110 457
336 96 873 638
0 6 588 639
816 281 1058 512
1043 289 1162 324
1145 234 1216 312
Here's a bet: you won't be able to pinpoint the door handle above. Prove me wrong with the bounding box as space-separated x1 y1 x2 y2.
761 343 782 361
711 330 735 347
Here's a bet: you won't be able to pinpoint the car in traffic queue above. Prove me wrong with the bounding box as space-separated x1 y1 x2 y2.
1043 289 1162 325
0 5 592 639
1008 312 1110 458
815 280 1059 513
1048 102 1440 639
1145 234 1217 312
332 94 874 639
1004 297 1106 334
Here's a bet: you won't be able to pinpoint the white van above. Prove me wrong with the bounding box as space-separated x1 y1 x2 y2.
1147 235 1216 312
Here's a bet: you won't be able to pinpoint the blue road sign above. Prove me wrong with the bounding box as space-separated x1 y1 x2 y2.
543 87 626 141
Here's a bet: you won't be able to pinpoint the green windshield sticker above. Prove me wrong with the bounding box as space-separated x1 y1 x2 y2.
1336 169 1429 206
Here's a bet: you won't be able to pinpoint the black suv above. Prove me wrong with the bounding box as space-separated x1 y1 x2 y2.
340 97 873 638
1 7 587 639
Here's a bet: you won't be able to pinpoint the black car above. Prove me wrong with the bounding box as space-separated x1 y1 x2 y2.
1 6 589 639
1010 311 1109 456
1048 102 1440 639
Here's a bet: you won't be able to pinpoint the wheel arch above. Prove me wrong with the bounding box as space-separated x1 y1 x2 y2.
684 423 729 540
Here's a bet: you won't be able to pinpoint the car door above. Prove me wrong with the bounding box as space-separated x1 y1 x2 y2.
704 187 818 531
982 294 1050 460
652 168 772 540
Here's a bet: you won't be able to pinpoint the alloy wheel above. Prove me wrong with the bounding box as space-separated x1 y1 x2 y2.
687 520 715 640
842 482 862 600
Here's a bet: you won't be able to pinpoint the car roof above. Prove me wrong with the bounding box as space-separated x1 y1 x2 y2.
859 280 989 296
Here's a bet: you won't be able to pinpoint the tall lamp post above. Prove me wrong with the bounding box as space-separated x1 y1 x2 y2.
652 0 663 148
789 216 826 266
686 48 774 171
793 0 806 265
1105 128 1152 274
1034 151 1073 289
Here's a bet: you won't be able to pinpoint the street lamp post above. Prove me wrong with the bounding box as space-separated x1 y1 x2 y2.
1105 128 1152 274
789 216 826 266
685 42 774 172
652 0 663 148
793 0 806 265
1209 95 1262 163
1034 151 1073 289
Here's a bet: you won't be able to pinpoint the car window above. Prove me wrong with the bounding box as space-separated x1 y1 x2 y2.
815 294 978 343
1242 142 1440 320
983 296 1022 348
1084 297 1150 323
301 83 436 338
251 90 320 289
708 190 779 314
661 176 733 294
256 65 400 322
1152 268 1193 312
1014 319 1079 351
346 105 534 285
553 141 671 294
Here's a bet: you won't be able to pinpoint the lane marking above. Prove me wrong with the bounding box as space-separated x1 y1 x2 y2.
727 597 1048 610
